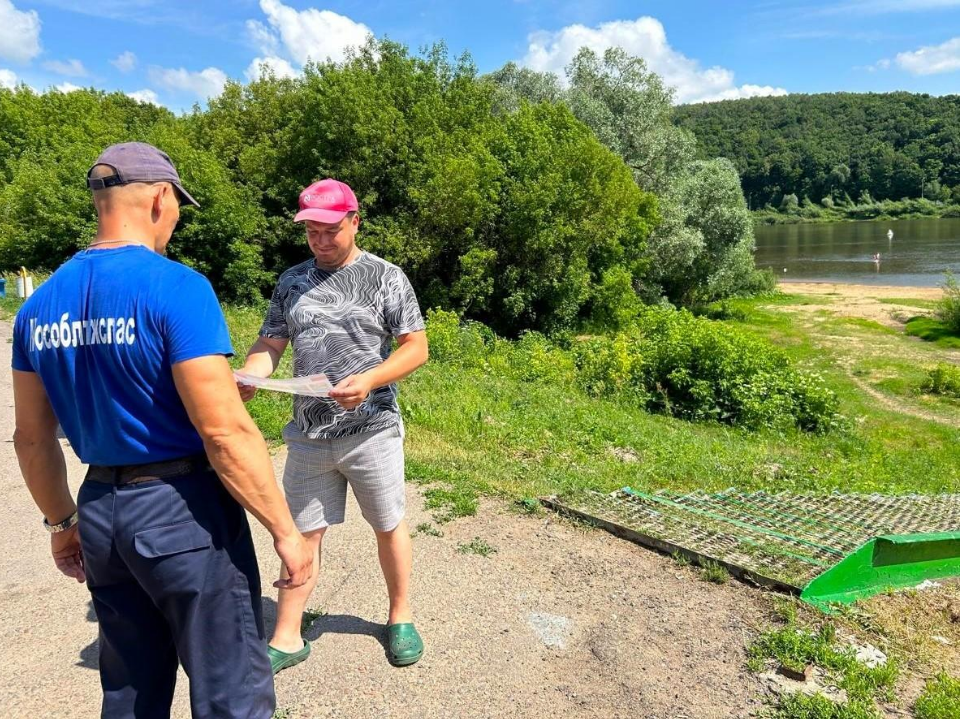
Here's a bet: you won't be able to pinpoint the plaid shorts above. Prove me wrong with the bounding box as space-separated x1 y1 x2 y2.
281 422 406 533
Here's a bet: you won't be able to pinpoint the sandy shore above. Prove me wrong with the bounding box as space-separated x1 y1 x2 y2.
778 281 943 301
774 281 942 328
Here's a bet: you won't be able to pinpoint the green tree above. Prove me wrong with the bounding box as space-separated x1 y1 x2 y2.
0 86 268 303
564 47 695 195
489 47 761 307
675 92 960 206
779 193 799 212
197 40 658 333
649 159 758 305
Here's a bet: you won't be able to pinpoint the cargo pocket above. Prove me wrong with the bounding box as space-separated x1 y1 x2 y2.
134 521 212 559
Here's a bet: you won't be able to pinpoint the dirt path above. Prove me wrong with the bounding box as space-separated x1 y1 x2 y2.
0 320 768 719
771 281 960 429
844 368 960 428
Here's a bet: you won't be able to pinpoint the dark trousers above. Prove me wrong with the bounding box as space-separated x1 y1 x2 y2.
77 468 275 719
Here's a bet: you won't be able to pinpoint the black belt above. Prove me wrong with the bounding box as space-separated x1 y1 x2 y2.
86 454 212 486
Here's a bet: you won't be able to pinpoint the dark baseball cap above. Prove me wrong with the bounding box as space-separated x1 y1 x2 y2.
86 142 199 207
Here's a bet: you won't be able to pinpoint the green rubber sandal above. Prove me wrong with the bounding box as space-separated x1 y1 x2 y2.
386 623 424 667
268 639 311 675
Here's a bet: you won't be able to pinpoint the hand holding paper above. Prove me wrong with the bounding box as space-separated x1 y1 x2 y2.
233 371 333 398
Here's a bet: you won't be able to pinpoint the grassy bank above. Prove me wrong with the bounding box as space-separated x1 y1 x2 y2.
230 292 960 717
225 292 960 517
2 293 954 504
4 289 959 718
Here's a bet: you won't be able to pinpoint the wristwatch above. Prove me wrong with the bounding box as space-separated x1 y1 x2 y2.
43 511 78 533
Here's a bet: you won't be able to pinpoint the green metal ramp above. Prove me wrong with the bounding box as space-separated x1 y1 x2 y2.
542 489 960 612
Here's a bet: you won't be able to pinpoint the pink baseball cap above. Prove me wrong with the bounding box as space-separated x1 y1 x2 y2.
294 178 359 224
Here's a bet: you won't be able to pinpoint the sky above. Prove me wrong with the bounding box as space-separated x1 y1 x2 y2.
1 0 960 111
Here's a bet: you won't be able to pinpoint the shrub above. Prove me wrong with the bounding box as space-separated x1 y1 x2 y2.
936 272 960 334
423 308 490 368
915 673 960 719
779 193 799 212
425 306 842 432
623 307 840 431
921 363 960 398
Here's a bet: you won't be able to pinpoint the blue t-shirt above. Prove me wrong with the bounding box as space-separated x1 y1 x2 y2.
11 245 233 466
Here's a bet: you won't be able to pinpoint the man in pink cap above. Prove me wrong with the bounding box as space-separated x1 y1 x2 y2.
238 179 429 672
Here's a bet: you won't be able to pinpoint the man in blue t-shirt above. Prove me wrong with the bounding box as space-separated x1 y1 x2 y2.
11 142 313 719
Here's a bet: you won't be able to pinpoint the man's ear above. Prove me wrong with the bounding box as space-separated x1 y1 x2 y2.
151 184 167 220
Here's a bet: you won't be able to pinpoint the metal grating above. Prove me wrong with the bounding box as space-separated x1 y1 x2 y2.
543 489 960 591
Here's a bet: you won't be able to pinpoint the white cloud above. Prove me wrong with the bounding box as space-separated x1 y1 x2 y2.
0 67 15 89
520 17 787 105
149 65 228 100
126 88 160 105
246 55 299 82
894 36 960 75
247 18 280 56
42 58 87 77
251 0 371 66
54 82 83 93
856 58 891 72
0 0 41 63
111 51 137 73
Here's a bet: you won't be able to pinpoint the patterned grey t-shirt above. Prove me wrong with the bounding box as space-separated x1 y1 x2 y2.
259 251 425 439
